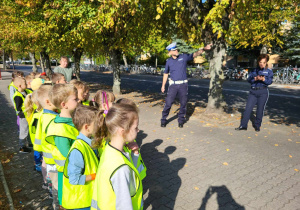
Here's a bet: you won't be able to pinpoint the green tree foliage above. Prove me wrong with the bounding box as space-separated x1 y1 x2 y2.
281 15 300 66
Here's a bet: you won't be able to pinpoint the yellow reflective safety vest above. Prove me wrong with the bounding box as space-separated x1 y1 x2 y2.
124 140 147 180
45 120 79 172
29 111 42 145
39 111 59 164
91 144 143 210
12 89 31 118
81 100 90 106
8 81 17 90
62 139 99 209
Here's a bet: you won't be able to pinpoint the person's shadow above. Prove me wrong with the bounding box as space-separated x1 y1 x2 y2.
141 139 186 209
199 185 245 210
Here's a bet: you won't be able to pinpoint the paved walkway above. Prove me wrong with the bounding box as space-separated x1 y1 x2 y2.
0 71 300 209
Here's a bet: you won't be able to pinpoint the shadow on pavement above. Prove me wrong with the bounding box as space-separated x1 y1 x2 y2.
141 139 186 209
199 185 244 210
136 130 148 147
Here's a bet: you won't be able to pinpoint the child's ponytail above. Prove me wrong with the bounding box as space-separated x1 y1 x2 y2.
92 110 108 148
24 91 41 117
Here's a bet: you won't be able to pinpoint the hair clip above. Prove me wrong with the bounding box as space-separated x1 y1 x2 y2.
104 110 108 115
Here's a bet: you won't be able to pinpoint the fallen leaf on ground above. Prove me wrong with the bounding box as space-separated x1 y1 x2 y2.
194 187 199 190
248 137 251 139
289 155 292 158
226 149 230 151
185 149 189 151
295 169 299 172
202 158 205 160
185 164 188 167
13 189 22 193
221 141 224 143
288 139 292 142
296 142 300 143
1 159 10 164
223 162 228 166
264 136 267 138
275 144 278 146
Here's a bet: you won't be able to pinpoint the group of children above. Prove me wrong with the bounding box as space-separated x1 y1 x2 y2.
8 70 146 210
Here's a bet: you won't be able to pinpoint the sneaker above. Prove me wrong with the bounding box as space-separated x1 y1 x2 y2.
42 183 48 190
19 146 31 153
49 192 53 199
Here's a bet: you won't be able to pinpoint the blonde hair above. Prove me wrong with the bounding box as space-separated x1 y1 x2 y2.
93 104 139 148
69 80 89 92
35 72 41 78
11 71 24 81
25 75 35 83
52 73 65 84
29 72 36 77
36 85 53 108
72 104 98 132
49 84 77 109
93 90 115 111
40 75 50 81
25 91 42 117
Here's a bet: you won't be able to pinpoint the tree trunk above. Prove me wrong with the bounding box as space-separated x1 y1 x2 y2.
11 52 15 70
29 52 37 72
41 50 52 78
205 39 227 114
155 56 158 68
105 55 109 66
73 48 83 80
123 53 128 67
2 50 6 71
40 52 45 72
110 50 121 95
260 45 268 54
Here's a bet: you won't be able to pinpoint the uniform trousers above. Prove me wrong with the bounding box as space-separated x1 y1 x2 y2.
240 88 269 128
161 83 188 124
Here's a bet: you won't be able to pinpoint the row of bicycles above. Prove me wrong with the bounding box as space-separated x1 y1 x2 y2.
79 63 300 84
273 66 300 84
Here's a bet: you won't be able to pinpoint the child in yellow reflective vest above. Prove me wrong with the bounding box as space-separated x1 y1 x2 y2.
33 85 59 209
45 84 79 207
62 105 100 210
13 77 31 153
91 103 143 210
116 98 147 180
69 80 90 106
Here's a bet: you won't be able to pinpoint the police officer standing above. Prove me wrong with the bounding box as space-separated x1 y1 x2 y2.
236 54 273 132
161 42 212 128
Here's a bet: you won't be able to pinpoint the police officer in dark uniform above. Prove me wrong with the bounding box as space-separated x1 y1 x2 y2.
161 42 212 128
236 54 273 132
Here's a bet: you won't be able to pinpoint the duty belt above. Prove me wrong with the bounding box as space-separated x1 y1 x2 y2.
169 79 188 85
251 86 267 90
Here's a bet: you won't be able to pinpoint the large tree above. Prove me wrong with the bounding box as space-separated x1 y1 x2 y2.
157 0 298 114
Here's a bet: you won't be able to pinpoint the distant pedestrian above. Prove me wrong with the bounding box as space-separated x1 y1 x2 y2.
53 57 75 82
161 42 212 128
236 54 273 132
